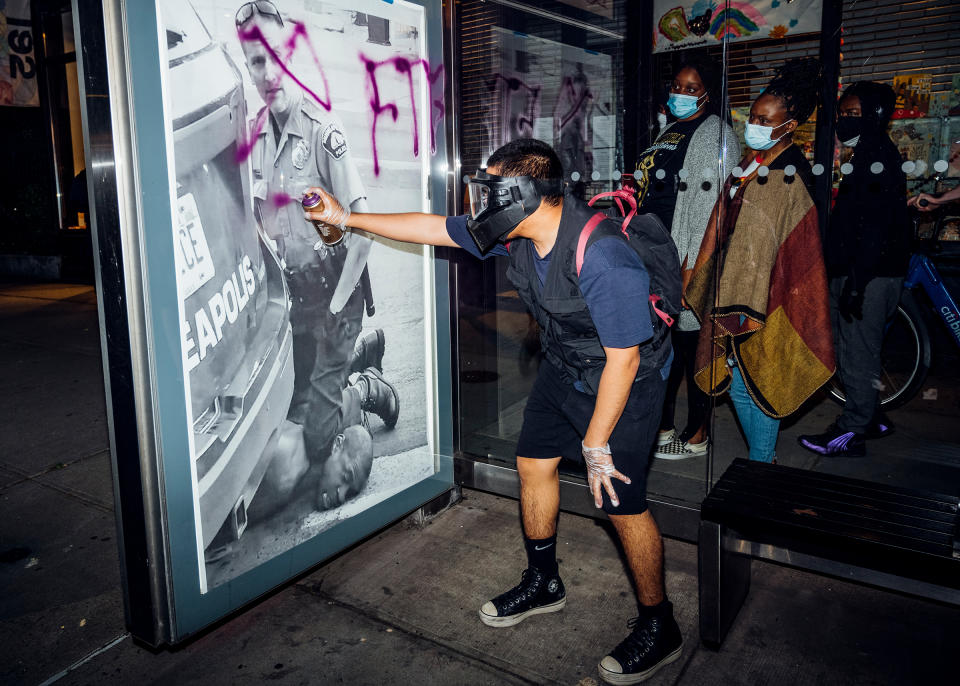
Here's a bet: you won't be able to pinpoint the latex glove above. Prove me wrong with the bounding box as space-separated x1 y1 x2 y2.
838 280 865 322
303 186 351 227
581 441 631 508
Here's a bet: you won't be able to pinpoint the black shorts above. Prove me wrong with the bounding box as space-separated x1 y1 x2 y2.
516 360 667 515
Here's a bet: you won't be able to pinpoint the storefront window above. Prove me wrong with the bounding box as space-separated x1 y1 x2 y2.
702 0 960 492
38 1 87 231
453 0 638 485
452 0 960 522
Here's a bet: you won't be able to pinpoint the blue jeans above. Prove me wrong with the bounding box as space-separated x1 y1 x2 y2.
728 365 780 462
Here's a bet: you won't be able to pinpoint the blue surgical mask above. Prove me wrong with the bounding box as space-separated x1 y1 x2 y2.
744 119 794 151
667 92 705 119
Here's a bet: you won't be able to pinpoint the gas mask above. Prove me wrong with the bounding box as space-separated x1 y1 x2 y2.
466 170 563 254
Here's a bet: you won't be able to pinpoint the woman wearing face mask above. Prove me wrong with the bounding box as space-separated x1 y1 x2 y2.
634 55 740 461
798 82 907 457
685 58 835 463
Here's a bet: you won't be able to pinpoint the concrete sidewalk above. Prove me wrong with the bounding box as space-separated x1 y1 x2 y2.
2 283 960 685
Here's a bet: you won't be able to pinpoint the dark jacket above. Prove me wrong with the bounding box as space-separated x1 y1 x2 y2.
505 194 671 395
826 133 910 286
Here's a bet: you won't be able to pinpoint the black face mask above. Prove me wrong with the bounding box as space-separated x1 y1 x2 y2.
465 171 563 254
836 116 863 145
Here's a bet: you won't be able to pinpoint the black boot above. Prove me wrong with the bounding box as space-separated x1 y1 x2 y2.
350 328 385 375
355 367 399 429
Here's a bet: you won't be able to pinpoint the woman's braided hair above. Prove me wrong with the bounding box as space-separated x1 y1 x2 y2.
761 57 822 124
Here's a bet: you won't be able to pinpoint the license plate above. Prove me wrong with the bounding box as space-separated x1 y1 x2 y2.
175 192 215 299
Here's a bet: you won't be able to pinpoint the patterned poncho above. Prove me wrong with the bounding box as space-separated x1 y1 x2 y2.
685 145 836 418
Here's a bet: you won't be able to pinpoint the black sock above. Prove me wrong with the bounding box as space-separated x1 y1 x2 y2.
523 533 558 576
638 599 672 618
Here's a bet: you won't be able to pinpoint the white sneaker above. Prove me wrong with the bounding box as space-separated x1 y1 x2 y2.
655 429 676 447
654 437 709 460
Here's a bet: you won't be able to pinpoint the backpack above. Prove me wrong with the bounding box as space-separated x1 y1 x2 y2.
575 189 682 329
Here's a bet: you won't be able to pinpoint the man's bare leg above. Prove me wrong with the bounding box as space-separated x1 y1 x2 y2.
598 510 681 684
517 456 562 538
608 510 665 606
478 456 565 627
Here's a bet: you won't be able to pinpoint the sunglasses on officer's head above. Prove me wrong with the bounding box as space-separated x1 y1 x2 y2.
235 0 283 28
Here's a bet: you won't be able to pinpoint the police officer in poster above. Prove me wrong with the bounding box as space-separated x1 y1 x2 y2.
237 0 399 505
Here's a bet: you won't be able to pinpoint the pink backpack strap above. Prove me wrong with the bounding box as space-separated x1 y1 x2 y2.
575 212 608 276
577 209 676 329
588 190 637 235
649 295 675 327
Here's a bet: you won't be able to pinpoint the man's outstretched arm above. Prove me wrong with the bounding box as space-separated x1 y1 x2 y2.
303 186 458 248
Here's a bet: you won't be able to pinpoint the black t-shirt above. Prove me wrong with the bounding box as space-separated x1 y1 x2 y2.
636 116 703 229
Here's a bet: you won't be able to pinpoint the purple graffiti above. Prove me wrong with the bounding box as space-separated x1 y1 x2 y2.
235 20 332 163
362 54 444 176
557 75 594 130
486 73 541 138
270 191 294 208
232 19 445 176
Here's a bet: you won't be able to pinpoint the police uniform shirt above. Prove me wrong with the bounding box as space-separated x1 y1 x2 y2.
252 88 366 271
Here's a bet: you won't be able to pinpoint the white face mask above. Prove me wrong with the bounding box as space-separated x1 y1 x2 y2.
744 119 795 151
656 112 668 130
841 135 861 147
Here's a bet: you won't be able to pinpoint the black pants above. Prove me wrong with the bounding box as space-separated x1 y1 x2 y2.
830 276 902 434
286 267 365 461
659 329 710 439
516 361 666 515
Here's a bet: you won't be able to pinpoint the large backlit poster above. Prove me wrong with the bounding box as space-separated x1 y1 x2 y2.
159 0 441 593
485 27 615 185
652 0 822 53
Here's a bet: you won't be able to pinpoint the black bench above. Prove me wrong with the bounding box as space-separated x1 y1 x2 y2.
698 458 960 648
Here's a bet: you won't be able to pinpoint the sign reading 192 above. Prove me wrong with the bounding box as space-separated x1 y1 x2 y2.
7 17 35 80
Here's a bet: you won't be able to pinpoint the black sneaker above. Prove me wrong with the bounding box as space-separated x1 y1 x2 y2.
797 424 866 457
599 610 683 685
478 567 565 627
865 414 894 439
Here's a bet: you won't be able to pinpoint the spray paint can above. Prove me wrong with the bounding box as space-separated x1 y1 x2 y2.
301 192 344 246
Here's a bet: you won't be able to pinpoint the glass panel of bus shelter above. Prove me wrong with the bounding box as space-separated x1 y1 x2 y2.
644 40 741 505
455 1 634 477
700 0 960 495
810 0 960 494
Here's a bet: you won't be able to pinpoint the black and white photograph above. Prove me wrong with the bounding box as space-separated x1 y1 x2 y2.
159 0 439 592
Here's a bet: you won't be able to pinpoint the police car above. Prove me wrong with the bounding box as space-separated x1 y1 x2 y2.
163 0 301 556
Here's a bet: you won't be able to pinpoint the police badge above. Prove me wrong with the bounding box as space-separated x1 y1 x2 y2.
322 123 348 159
292 139 310 169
